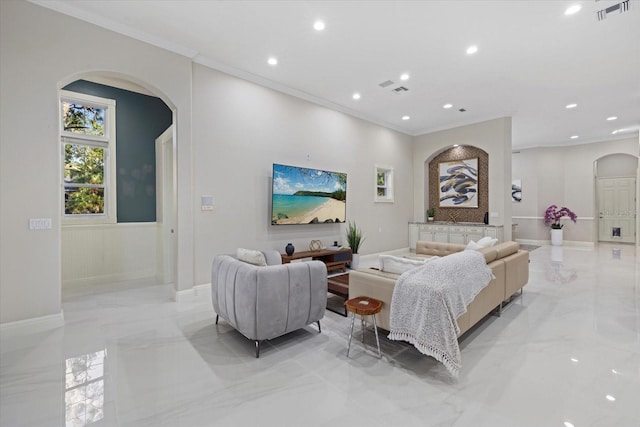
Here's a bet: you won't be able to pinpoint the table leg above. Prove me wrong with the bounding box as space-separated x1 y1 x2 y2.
372 314 381 358
346 312 356 357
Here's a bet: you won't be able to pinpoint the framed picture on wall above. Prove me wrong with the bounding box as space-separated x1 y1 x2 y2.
439 158 478 207
512 179 522 202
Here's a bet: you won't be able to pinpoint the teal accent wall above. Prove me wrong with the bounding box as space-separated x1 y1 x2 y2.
63 80 172 222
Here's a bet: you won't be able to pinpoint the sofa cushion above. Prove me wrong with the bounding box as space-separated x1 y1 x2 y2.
416 241 466 257
379 254 426 275
495 241 520 259
237 248 267 266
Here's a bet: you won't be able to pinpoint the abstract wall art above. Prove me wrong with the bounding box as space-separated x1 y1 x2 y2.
512 179 522 202
439 158 478 208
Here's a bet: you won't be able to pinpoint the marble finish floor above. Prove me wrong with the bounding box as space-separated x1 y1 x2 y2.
1 244 639 427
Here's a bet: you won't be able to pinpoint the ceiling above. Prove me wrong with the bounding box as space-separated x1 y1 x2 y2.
33 0 640 149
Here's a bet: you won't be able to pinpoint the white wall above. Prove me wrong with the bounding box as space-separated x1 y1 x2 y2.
0 1 414 325
412 117 513 240
191 65 414 284
512 137 638 243
61 224 158 286
0 0 193 324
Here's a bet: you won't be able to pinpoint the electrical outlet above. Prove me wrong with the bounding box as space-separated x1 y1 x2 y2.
29 218 52 230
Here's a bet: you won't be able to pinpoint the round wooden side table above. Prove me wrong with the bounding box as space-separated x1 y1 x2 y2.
344 296 383 358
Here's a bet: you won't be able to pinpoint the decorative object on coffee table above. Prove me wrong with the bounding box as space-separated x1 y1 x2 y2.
345 296 382 358
346 221 365 270
285 243 295 256
309 240 323 251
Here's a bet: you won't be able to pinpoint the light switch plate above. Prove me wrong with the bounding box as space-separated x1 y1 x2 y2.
201 195 214 211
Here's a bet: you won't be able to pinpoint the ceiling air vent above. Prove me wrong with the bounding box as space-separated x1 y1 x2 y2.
378 80 394 88
596 0 631 21
392 86 409 93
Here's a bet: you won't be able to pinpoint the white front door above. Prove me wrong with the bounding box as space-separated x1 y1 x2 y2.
597 177 636 243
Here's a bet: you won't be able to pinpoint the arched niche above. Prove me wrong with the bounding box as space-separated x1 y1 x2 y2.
424 145 489 223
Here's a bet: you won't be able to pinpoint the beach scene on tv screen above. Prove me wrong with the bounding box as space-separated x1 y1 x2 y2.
272 164 346 225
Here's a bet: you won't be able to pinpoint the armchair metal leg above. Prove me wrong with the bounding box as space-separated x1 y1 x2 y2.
316 320 321 333
215 315 219 324
255 340 261 358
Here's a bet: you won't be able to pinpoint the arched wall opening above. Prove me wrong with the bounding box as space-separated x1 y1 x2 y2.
58 71 177 294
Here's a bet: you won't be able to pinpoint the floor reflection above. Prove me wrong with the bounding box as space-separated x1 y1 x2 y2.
65 350 106 427
545 246 578 284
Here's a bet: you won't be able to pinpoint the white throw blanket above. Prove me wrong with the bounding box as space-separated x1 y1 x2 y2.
388 250 494 377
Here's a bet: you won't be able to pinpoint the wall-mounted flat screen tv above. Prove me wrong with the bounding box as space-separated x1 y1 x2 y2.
271 163 347 225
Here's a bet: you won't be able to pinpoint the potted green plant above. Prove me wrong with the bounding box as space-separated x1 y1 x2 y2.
427 207 435 222
345 221 365 269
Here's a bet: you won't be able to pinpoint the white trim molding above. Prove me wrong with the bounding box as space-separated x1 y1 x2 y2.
0 310 64 335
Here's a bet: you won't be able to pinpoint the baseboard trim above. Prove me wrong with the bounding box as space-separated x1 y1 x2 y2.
63 270 156 288
174 283 211 301
0 310 64 335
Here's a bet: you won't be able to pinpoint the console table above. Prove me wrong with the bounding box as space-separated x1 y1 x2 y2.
281 248 352 273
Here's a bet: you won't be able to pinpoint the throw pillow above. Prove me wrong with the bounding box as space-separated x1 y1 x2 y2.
379 255 425 275
237 248 267 266
465 240 480 251
477 236 498 248
466 237 498 251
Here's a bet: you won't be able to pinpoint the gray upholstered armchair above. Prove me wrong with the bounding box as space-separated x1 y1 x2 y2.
211 250 328 357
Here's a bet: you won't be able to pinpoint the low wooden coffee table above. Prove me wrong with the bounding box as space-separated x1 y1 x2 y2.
327 273 349 316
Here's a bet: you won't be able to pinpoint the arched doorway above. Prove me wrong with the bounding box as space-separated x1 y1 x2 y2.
595 153 638 244
58 72 177 294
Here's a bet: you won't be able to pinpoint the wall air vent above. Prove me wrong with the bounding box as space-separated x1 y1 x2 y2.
392 86 409 93
378 80 394 88
596 0 631 21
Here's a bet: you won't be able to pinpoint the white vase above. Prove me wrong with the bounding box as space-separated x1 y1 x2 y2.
551 229 563 246
350 253 360 270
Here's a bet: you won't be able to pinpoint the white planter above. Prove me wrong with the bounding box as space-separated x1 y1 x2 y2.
350 253 360 270
551 229 563 246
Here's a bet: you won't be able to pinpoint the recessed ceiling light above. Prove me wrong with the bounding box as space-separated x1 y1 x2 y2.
570 358 579 362
605 395 616 402
443 103 453 109
570 135 579 139
564 422 575 427
466 45 478 55
313 21 325 31
402 115 410 121
565 4 582 15
400 73 410 81
607 116 618 121
352 93 361 100
267 57 278 66
566 103 577 109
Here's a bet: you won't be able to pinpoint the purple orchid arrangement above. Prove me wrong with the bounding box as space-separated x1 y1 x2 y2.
544 205 577 229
